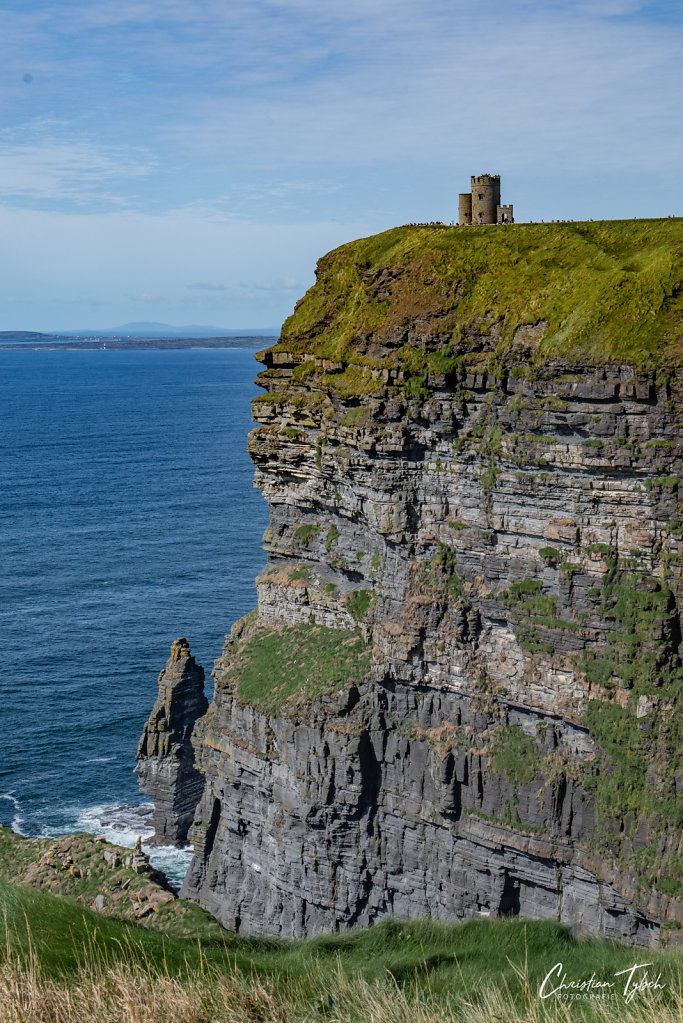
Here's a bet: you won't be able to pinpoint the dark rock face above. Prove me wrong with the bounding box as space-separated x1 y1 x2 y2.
181 681 663 944
136 639 208 846
178 295 683 945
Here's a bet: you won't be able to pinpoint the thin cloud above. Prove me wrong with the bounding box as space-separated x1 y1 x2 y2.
2 3 680 184
152 4 682 180
0 125 154 206
0 0 679 328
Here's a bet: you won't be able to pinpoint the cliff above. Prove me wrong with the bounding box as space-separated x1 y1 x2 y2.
173 220 683 944
136 639 208 845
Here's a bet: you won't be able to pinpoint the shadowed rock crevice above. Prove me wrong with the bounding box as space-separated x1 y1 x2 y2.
203 797 221 863
498 872 520 917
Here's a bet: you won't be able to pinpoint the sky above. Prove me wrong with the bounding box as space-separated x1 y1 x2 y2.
0 0 681 332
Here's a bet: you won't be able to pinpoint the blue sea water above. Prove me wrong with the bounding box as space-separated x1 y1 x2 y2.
0 348 270 881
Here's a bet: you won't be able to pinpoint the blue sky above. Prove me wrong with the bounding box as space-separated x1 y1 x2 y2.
0 0 681 331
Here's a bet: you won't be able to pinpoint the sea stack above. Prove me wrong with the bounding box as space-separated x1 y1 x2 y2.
135 638 208 845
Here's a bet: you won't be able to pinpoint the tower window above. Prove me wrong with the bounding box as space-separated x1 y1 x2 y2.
478 193 484 200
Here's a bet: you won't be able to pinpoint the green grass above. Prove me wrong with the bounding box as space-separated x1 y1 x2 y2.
416 543 469 605
2 878 682 1022
489 725 542 787
340 405 369 427
226 623 372 712
0 881 222 978
326 522 341 551
578 554 683 837
274 220 683 376
0 826 228 940
294 522 321 544
501 579 557 617
289 564 312 582
347 587 372 619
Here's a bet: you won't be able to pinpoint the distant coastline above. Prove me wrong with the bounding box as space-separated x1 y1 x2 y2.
0 333 276 351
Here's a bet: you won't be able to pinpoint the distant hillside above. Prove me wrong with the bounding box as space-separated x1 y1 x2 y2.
60 322 279 338
0 334 277 351
0 331 68 343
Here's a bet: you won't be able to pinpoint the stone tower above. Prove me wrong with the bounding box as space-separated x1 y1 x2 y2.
471 174 500 225
458 192 472 225
459 174 513 225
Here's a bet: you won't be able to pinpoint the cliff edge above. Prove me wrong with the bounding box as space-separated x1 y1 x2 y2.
168 220 681 944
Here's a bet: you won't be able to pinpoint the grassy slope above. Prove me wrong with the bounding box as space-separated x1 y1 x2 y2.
225 622 371 713
2 878 682 1021
0 825 226 938
276 219 683 371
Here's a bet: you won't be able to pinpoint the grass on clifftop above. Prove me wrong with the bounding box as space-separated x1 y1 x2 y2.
1 879 682 1022
228 622 371 712
276 219 683 371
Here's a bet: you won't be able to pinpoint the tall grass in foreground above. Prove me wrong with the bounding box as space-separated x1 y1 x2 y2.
2 883 682 1022
1 951 681 1023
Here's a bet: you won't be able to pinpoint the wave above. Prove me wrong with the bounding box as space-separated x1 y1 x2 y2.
0 791 25 834
71 802 193 887
1 796 194 888
75 801 155 841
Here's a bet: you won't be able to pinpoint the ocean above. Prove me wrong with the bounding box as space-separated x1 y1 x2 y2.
0 347 270 882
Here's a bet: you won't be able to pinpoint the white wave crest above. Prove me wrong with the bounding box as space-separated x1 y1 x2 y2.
72 802 193 887
0 791 25 834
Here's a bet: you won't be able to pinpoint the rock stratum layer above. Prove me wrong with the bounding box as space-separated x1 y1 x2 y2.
175 221 683 945
136 639 208 845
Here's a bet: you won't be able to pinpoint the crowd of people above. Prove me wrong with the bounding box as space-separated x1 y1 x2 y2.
399 216 678 227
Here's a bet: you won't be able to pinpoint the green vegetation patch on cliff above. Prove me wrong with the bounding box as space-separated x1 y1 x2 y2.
500 579 579 650
488 725 542 787
555 550 683 895
414 543 470 607
580 556 683 835
229 623 372 712
275 219 683 372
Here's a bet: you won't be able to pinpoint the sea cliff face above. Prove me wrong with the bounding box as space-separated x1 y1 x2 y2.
177 221 683 944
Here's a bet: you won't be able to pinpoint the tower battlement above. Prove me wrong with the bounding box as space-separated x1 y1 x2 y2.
459 173 513 225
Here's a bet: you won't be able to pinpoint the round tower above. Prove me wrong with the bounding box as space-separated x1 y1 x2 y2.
471 174 500 225
458 193 472 225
